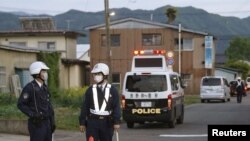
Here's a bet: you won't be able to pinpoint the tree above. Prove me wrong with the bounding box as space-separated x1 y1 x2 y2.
225 37 250 61
225 60 250 79
165 7 177 24
225 37 250 77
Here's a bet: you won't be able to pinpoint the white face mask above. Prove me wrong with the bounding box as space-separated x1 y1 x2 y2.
42 72 48 81
94 75 103 83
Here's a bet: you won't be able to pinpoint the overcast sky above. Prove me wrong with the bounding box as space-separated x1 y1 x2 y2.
1 0 250 18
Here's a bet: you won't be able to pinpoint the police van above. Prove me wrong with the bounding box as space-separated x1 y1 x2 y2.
121 50 185 128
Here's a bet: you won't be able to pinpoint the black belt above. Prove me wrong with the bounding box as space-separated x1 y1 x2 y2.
88 114 110 120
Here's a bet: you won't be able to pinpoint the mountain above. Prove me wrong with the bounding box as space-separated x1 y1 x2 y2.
1 5 250 56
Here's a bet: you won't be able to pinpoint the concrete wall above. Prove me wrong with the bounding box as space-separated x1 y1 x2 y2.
0 120 28 135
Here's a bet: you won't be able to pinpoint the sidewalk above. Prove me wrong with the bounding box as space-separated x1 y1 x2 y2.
0 130 86 141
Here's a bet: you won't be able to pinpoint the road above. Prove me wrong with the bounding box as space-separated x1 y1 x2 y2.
1 94 250 141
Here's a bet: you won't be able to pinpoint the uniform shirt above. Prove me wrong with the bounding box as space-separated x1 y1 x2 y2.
236 80 244 93
17 80 54 119
79 84 121 125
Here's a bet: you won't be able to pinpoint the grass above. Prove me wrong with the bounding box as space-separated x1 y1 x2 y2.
0 93 200 131
55 107 80 130
184 95 200 105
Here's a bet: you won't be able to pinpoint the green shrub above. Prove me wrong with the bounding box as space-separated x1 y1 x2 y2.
54 86 88 108
0 93 25 119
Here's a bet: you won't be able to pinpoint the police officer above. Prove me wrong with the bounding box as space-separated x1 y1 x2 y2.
236 77 244 103
17 61 56 141
79 63 121 141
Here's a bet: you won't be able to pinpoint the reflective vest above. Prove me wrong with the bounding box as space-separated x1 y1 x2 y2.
90 84 112 116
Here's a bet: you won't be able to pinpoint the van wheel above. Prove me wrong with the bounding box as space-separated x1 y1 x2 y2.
168 111 176 128
201 99 205 103
127 122 134 128
168 118 176 128
177 106 184 124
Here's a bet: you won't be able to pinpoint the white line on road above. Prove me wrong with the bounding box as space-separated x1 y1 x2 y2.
159 134 207 137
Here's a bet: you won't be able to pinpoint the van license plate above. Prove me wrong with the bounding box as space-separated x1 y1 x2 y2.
141 102 152 107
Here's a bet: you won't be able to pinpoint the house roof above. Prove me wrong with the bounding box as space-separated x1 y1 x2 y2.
215 66 242 73
0 44 61 53
0 44 39 53
0 30 85 38
77 44 89 58
61 58 89 65
85 17 208 36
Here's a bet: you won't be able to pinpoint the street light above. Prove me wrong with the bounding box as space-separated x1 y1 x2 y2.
104 0 112 82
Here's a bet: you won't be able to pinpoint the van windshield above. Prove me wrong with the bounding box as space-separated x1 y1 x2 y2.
125 75 167 92
202 78 221 86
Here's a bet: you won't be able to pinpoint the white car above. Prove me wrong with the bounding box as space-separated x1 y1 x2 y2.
200 76 231 103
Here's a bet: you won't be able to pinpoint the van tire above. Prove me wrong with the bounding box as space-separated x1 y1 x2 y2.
177 106 184 124
168 110 176 128
127 122 134 128
201 99 205 103
168 118 176 128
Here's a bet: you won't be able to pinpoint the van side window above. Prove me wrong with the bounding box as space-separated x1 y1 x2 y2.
170 75 179 91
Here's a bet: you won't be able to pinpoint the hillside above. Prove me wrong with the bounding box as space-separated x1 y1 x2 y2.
1 5 250 56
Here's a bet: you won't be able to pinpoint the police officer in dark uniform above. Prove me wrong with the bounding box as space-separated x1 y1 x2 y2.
79 63 121 141
17 61 56 141
236 77 244 103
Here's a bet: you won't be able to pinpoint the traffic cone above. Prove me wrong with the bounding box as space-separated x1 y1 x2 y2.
88 136 94 141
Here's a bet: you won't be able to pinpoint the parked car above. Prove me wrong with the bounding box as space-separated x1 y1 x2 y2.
200 76 231 103
246 77 250 90
229 80 237 97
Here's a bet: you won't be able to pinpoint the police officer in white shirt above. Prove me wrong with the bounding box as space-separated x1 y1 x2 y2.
79 63 121 141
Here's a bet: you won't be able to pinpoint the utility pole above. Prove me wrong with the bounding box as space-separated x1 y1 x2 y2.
104 0 112 82
178 24 182 74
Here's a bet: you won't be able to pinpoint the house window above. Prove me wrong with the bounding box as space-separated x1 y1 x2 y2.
38 41 56 50
175 38 193 50
0 66 6 92
112 73 121 90
142 34 162 46
101 34 120 47
15 68 33 88
9 42 27 47
181 73 192 87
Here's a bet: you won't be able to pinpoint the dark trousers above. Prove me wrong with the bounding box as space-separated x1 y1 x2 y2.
237 92 243 103
28 118 52 141
86 119 114 141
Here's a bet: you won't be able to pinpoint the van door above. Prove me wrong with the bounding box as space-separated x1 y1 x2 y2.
223 78 230 99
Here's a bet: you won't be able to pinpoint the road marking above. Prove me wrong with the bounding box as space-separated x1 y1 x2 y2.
159 134 207 137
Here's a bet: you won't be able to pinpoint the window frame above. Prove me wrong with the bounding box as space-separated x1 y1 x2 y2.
174 38 193 51
9 42 27 47
38 41 56 50
142 33 162 46
101 34 121 47
0 66 7 92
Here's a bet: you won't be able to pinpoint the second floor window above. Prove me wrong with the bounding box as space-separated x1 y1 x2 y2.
175 38 193 50
38 41 56 50
101 34 120 47
9 42 27 47
142 33 162 46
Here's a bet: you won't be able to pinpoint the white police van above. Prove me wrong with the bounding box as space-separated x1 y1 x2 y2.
121 50 185 128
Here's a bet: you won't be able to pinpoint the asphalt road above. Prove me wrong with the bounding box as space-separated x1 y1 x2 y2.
1 94 250 141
